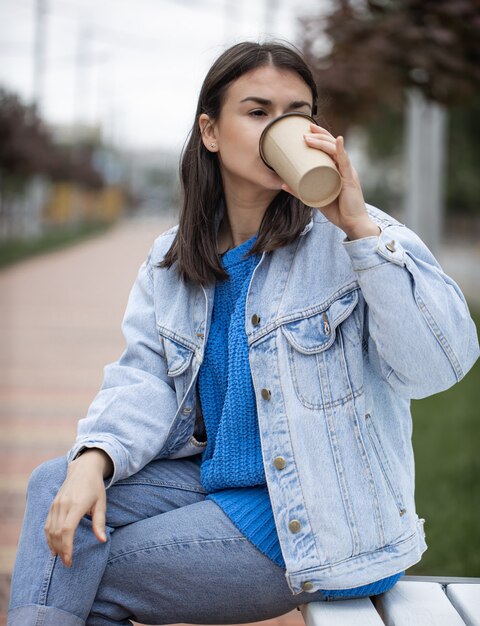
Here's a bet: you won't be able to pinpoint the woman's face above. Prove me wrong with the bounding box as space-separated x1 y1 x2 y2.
199 65 313 196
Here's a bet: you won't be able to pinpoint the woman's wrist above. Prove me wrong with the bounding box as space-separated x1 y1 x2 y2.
343 217 381 241
73 448 113 479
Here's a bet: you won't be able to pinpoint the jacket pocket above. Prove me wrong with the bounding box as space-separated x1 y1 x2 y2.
365 412 407 517
280 289 361 408
157 328 195 377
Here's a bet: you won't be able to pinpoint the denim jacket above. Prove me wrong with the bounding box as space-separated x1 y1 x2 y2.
67 204 479 595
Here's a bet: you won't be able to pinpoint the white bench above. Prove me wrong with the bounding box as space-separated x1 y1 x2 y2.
299 576 480 625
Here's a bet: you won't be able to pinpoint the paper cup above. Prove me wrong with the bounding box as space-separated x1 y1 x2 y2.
259 112 342 208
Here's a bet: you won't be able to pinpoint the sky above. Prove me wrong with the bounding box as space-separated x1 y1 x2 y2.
0 0 330 152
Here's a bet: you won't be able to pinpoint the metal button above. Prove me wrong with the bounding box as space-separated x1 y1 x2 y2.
301 581 314 592
289 519 301 533
261 388 271 400
273 456 286 470
182 406 192 414
251 314 261 326
385 240 396 253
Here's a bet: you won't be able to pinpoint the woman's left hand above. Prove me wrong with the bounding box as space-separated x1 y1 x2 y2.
281 123 380 240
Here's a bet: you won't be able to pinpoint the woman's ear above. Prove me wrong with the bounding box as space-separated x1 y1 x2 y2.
199 113 218 152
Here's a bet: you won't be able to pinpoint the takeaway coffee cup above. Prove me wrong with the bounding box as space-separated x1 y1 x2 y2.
259 112 342 208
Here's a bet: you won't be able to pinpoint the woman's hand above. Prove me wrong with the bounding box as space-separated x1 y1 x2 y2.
281 123 380 240
44 449 112 567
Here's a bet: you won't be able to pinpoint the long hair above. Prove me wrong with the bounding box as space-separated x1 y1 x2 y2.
158 40 319 286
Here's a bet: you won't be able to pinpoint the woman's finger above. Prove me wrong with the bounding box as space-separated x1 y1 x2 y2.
304 135 337 150
49 498 68 560
91 495 108 544
60 505 87 567
335 136 354 177
304 136 337 154
309 123 335 139
44 506 56 557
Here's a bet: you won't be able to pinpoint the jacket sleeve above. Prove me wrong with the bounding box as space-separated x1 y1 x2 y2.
66 248 178 487
342 218 479 400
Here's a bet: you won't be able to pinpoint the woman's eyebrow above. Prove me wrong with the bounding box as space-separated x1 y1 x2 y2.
239 96 311 109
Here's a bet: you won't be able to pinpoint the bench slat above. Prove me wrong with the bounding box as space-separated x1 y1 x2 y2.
378 581 466 625
300 597 384 626
446 584 480 626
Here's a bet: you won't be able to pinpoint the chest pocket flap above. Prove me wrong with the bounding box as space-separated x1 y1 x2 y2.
281 289 359 354
157 327 195 377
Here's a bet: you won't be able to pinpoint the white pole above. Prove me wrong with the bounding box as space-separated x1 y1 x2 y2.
404 88 447 255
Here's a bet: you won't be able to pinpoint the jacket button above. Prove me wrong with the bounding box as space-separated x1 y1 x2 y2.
385 240 396 253
251 314 261 326
289 519 301 533
301 581 314 592
261 388 271 400
273 456 286 470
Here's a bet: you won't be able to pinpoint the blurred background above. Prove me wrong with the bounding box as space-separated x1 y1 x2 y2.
0 0 479 622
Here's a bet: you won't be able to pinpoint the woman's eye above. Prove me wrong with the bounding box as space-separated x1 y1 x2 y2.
249 110 267 117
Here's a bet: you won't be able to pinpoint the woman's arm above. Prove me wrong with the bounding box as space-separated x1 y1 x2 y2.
343 218 479 399
66 244 179 487
282 124 479 398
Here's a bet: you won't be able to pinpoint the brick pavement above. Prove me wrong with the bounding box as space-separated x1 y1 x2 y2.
0 216 304 626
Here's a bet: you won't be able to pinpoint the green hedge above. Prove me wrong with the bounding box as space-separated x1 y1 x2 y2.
0 222 111 269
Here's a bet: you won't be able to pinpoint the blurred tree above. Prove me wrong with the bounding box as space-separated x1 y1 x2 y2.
0 89 52 183
0 88 104 236
0 90 53 235
299 0 480 218
300 0 480 135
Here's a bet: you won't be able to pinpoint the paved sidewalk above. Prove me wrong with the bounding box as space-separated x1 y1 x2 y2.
0 216 305 626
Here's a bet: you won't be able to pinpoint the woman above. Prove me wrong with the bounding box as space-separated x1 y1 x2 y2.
8 40 479 626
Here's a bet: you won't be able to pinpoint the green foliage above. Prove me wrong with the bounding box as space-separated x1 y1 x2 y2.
0 221 111 268
446 97 480 215
359 100 480 216
409 306 480 576
0 87 104 190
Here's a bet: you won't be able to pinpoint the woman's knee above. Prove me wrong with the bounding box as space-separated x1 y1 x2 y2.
27 456 68 497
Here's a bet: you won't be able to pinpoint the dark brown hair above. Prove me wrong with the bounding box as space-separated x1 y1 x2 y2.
158 40 319 286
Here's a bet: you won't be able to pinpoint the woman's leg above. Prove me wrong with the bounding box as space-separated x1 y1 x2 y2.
88 498 327 626
8 454 207 626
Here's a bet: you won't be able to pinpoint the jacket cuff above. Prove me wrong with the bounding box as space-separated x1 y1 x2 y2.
66 436 126 489
342 226 406 271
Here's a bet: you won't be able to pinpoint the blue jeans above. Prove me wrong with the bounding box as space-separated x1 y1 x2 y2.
8 455 330 625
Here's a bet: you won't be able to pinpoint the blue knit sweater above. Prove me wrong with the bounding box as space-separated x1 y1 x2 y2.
197 232 403 598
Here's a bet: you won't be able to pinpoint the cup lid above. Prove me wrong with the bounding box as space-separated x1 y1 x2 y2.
259 111 316 170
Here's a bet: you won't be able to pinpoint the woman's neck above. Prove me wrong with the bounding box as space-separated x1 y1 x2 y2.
218 186 277 252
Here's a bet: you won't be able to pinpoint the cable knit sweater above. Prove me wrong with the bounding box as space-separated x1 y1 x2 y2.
197 232 403 598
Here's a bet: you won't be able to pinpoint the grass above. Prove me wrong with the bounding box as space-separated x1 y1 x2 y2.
0 221 112 269
408 305 480 577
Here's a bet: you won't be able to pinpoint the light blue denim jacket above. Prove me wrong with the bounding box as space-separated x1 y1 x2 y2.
67 204 479 595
